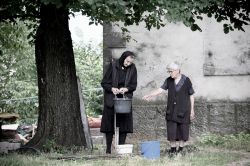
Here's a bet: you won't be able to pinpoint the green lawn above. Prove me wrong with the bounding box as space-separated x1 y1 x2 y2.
0 146 248 166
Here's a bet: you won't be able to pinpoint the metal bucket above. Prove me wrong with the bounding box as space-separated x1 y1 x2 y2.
113 95 132 114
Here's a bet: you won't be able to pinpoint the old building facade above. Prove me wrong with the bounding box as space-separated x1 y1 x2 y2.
103 18 250 142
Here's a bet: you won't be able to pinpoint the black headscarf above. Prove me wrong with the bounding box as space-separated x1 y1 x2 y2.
118 51 135 68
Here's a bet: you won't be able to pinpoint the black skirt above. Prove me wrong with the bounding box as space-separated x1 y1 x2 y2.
100 105 133 133
166 120 190 141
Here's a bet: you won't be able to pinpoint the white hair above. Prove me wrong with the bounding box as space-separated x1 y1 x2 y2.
167 62 180 70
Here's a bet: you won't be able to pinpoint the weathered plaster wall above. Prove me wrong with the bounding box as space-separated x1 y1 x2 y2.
103 17 250 139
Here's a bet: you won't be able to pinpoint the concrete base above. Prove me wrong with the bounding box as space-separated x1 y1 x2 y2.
0 141 21 153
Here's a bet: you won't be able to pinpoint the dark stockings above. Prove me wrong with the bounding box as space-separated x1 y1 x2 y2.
170 147 177 153
105 132 127 154
119 133 127 144
105 133 113 154
178 146 183 152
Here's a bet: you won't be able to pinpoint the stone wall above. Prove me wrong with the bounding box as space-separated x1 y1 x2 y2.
127 99 250 142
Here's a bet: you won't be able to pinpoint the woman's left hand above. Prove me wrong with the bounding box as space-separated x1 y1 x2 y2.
119 88 128 94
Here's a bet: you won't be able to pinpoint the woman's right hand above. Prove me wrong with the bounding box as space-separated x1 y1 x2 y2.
142 95 152 101
142 88 163 101
112 87 120 95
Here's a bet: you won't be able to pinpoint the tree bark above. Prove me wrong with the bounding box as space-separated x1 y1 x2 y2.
26 4 86 149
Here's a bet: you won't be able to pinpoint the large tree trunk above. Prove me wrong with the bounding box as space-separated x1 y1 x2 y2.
26 4 86 149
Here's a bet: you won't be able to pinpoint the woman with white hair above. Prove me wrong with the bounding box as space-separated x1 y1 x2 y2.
143 62 195 156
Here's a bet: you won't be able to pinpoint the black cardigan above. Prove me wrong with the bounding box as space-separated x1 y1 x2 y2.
161 75 194 124
101 60 137 108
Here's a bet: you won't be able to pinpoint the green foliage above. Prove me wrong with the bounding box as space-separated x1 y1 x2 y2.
0 21 38 125
74 43 103 116
199 132 250 151
0 22 103 122
1 0 250 35
194 0 250 33
0 1 39 22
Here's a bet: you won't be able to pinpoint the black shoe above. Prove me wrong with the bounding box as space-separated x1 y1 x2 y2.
106 148 111 154
177 146 185 155
177 146 183 152
167 147 177 158
168 152 177 158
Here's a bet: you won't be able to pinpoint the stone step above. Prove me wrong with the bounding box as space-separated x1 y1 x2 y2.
0 141 21 154
90 128 105 145
91 136 105 145
90 128 102 136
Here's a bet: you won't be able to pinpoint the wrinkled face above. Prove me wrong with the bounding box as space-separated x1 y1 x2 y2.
123 56 134 67
167 69 180 79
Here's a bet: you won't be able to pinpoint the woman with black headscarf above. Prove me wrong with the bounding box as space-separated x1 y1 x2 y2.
100 51 137 154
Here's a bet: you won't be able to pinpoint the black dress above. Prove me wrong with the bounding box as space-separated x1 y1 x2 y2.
100 60 137 134
161 74 194 141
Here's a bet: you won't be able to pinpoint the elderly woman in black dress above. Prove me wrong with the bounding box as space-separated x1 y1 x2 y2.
100 51 137 154
143 62 195 155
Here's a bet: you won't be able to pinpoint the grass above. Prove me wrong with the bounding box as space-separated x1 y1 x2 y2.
0 133 249 166
0 150 243 166
198 132 250 152
0 146 246 166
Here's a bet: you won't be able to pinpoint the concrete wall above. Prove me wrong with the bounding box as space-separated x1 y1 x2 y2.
103 17 250 141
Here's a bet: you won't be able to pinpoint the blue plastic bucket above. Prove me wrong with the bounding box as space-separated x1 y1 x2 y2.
140 140 160 159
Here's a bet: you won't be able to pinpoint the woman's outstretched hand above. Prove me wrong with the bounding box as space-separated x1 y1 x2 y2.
142 95 152 101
